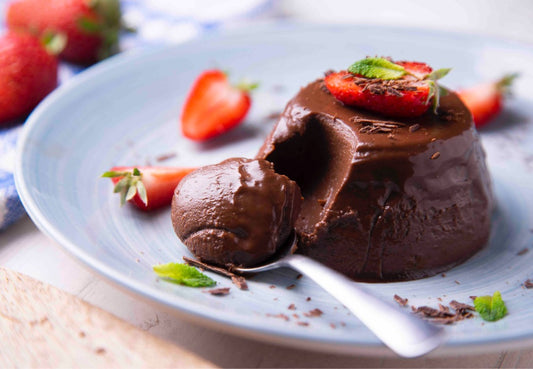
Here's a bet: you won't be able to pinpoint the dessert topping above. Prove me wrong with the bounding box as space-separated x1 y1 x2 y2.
324 57 450 117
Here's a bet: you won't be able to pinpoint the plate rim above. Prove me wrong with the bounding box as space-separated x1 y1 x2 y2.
14 22 533 356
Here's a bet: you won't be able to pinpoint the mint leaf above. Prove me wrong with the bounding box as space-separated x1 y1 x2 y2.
348 57 406 80
474 291 507 322
153 263 216 287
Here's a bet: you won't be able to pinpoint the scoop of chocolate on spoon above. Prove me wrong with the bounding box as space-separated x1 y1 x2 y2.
232 233 446 358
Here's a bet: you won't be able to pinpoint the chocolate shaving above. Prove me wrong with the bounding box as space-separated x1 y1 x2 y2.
286 284 296 290
352 77 418 97
266 313 290 321
393 294 408 307
155 152 177 162
524 279 533 289
288 304 296 310
413 300 476 325
517 248 529 256
296 274 303 280
265 111 281 120
409 124 421 132
353 118 407 134
413 306 454 318
183 256 248 290
449 300 475 313
297 321 309 327
205 287 230 296
306 297 311 302
304 308 323 318
431 152 441 160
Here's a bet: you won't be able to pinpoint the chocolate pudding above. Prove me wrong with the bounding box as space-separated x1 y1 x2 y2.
257 79 492 281
171 158 302 267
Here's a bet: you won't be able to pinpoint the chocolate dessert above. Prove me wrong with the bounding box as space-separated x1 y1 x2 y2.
256 78 492 281
171 158 302 267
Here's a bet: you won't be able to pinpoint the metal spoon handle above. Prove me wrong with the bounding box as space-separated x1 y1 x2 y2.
283 254 446 358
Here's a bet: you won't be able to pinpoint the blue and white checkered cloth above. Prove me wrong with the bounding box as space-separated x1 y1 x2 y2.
0 0 272 231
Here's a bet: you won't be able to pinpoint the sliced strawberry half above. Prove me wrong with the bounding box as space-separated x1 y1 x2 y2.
457 74 518 128
324 57 450 118
325 71 432 117
102 166 196 211
180 70 257 141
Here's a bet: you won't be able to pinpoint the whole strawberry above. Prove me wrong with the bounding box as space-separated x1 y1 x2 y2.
6 0 121 64
325 57 450 118
0 32 58 124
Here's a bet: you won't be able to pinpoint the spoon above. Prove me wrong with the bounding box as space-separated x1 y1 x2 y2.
233 234 446 358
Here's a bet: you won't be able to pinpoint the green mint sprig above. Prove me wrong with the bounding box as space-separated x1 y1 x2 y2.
348 57 407 80
474 291 507 322
153 262 216 287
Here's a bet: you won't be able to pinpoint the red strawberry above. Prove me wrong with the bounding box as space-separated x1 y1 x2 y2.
324 57 449 118
181 70 257 141
0 31 58 124
395 61 433 79
102 166 197 211
457 74 518 128
6 0 121 64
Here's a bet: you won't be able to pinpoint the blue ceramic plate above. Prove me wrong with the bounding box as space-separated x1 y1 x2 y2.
15 23 533 355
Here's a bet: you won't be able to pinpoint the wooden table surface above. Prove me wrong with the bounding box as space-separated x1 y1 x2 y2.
2 215 533 368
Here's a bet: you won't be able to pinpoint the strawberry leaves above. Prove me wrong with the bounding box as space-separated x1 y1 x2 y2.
425 68 451 113
348 57 407 80
102 167 148 206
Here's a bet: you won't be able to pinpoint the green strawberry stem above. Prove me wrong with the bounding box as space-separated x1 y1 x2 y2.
41 31 67 55
235 79 259 92
101 168 148 206
496 73 519 95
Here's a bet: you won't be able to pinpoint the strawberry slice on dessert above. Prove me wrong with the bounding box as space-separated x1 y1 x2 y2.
324 57 450 118
180 69 257 141
102 166 196 211
457 73 518 128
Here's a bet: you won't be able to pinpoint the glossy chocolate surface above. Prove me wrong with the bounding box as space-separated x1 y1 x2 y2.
172 158 302 267
257 80 492 281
